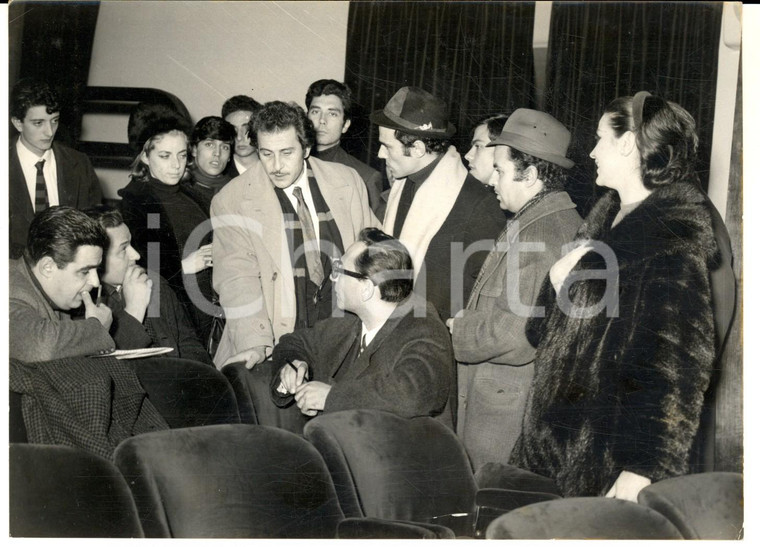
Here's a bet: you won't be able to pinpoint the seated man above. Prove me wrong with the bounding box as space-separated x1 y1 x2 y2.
270 228 453 423
9 206 114 362
85 206 213 365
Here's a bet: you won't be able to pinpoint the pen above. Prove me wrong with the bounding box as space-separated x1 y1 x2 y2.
96 285 102 305
286 359 307 382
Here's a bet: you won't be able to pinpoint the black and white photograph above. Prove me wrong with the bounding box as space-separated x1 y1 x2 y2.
5 0 748 540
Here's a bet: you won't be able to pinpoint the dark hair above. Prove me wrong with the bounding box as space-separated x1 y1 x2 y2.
475 114 509 141
250 101 315 150
394 130 451 155
83 205 125 231
191 116 236 147
604 94 698 189
305 79 353 120
221 95 263 119
129 129 189 184
509 147 567 191
11 78 60 121
354 228 413 303
25 206 109 268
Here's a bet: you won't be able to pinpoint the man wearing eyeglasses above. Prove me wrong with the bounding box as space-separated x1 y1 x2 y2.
270 228 454 426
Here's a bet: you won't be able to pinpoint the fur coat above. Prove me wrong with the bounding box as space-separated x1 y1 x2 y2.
510 181 718 497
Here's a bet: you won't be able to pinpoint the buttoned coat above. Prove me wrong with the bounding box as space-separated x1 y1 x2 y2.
9 139 103 258
271 296 453 423
210 157 379 368
452 192 581 469
9 258 115 363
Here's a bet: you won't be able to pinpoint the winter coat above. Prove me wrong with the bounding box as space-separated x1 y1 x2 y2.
510 181 718 497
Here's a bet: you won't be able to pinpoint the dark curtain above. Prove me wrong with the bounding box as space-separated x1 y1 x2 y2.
344 1 536 179
8 1 101 145
545 2 723 216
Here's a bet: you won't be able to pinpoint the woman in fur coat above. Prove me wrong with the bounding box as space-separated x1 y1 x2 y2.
509 92 719 501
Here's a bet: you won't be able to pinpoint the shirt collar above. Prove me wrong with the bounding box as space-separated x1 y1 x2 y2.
16 137 53 166
407 153 443 186
283 161 310 197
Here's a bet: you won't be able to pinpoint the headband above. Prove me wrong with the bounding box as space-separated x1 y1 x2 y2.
632 91 653 131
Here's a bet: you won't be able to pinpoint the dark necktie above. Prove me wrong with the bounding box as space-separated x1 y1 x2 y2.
292 186 324 285
34 159 49 213
393 178 418 237
359 334 367 355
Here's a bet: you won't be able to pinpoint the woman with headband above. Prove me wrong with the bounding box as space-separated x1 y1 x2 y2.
509 92 721 501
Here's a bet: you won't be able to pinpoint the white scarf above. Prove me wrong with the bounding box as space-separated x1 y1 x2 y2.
382 146 467 280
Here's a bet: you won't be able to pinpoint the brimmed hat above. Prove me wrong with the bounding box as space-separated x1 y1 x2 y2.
370 86 456 138
488 108 574 169
128 103 192 153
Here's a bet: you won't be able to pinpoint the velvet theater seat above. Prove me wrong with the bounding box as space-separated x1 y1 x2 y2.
303 409 478 536
113 424 344 538
10 443 144 537
485 497 684 539
638 472 744 539
128 356 240 427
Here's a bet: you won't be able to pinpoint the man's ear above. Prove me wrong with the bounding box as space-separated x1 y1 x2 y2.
523 164 539 188
341 118 352 135
411 139 427 158
36 256 58 279
303 145 311 159
361 279 375 302
11 117 24 133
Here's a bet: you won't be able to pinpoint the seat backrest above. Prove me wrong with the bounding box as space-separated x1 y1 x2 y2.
128 357 240 428
114 424 344 538
303 409 478 524
10 443 144 537
638 472 743 539
486 497 683 539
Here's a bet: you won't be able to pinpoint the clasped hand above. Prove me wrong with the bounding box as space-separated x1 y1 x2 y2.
278 360 331 416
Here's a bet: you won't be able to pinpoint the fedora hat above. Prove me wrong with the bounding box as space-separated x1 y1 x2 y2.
488 108 574 169
370 86 456 138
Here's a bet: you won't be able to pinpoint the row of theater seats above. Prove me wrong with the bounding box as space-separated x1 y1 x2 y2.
10 359 743 539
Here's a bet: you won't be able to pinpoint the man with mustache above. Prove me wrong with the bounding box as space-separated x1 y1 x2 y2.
210 101 378 371
9 79 103 259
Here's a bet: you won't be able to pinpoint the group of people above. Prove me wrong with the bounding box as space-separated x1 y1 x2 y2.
8 76 733 503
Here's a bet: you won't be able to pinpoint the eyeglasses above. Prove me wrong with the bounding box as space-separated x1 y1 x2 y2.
330 258 367 282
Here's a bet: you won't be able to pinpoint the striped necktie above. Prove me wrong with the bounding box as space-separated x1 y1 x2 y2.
34 159 49 212
293 186 324 285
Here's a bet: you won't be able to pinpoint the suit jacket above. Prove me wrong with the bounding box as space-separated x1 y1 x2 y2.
451 191 582 469
9 139 103 258
270 296 453 421
102 275 213 366
9 258 115 362
210 157 379 367
313 144 384 216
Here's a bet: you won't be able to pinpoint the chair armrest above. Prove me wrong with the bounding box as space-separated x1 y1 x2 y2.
474 488 563 538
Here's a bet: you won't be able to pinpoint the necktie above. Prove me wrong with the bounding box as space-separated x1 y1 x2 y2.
34 159 49 213
292 186 324 285
392 179 417 237
359 334 367 354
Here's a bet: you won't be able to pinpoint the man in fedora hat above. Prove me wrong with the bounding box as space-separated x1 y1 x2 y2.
370 86 504 319
445 108 582 469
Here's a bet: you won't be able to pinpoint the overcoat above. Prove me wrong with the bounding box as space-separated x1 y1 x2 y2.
453 191 581 469
510 182 719 497
210 157 378 368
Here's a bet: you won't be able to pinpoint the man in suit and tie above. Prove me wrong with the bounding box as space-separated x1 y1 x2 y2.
370 86 504 319
9 79 103 258
210 100 378 370
271 228 453 423
445 109 583 469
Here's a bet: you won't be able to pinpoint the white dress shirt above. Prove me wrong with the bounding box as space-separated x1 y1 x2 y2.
282 161 320 244
16 138 59 210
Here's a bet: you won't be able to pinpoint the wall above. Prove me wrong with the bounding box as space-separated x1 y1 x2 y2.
85 0 349 196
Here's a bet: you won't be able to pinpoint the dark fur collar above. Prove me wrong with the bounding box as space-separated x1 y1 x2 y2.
579 182 718 267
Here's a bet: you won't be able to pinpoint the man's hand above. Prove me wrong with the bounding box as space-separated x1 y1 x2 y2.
122 264 153 323
82 290 113 330
223 346 269 369
278 359 309 394
294 381 331 416
445 317 454 334
605 470 651 502
182 243 213 274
